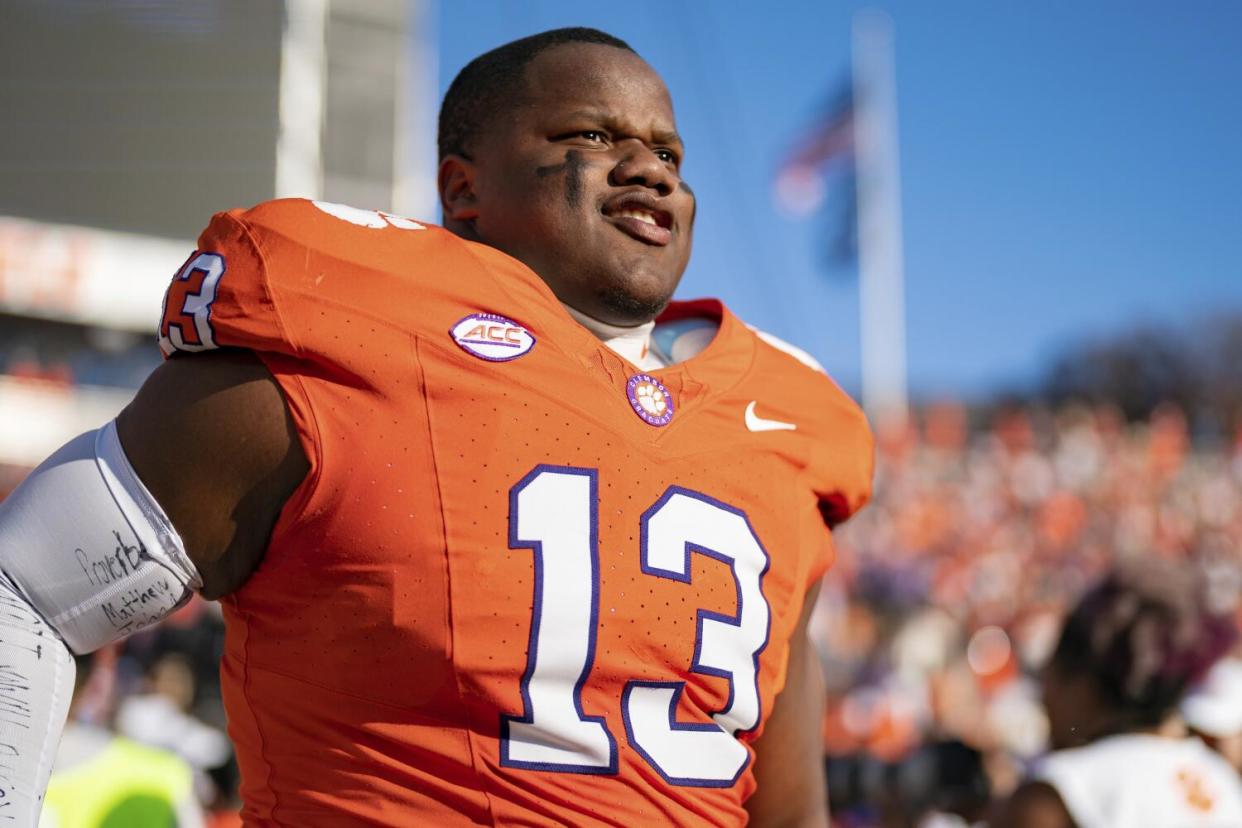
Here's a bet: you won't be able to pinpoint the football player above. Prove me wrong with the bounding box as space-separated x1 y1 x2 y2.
0 28 872 825
997 561 1242 827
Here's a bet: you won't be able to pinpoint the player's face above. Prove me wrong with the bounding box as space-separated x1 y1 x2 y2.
466 44 695 326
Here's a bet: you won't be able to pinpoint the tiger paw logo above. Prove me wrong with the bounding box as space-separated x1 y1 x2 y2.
626 374 674 427
1177 768 1215 813
450 313 536 362
312 200 425 230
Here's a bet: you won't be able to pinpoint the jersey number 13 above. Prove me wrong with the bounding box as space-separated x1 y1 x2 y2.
502 465 772 787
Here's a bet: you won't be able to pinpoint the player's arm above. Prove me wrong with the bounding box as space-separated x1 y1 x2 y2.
116 349 308 599
745 582 830 828
0 348 305 823
992 781 1077 828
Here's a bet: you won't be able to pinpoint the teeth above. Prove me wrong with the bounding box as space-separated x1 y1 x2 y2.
615 208 658 226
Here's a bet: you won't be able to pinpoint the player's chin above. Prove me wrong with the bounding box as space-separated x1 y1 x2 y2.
596 272 679 325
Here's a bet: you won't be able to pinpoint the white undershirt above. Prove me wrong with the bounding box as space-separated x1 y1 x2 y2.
563 304 667 370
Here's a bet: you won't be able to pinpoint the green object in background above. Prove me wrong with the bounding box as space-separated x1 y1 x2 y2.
42 738 191 828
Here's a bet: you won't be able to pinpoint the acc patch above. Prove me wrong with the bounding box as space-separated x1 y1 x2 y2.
450 313 536 362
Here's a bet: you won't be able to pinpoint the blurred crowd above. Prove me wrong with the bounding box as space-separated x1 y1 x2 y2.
817 401 1242 825
0 317 158 390
51 599 237 827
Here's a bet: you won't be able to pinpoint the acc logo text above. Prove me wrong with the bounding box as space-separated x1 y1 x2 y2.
450 313 536 362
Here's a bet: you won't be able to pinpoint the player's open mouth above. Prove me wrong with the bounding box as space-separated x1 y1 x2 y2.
603 196 672 246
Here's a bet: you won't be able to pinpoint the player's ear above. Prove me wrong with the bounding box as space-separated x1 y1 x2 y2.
438 155 480 226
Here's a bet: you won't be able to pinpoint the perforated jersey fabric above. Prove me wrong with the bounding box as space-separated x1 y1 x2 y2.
159 199 873 826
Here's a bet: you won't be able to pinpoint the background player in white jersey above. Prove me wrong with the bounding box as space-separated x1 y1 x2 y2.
1183 657 1242 779
998 560 1242 827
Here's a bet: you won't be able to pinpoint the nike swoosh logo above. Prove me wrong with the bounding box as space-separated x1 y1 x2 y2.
745 401 797 432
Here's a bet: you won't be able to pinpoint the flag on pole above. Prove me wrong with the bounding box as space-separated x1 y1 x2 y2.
774 81 857 264
774 11 909 426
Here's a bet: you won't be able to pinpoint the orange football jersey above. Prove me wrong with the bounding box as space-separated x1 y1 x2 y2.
158 199 873 826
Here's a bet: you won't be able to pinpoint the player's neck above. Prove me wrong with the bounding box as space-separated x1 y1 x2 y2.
563 304 665 370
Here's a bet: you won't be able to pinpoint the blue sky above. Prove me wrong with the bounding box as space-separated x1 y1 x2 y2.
438 2 1242 399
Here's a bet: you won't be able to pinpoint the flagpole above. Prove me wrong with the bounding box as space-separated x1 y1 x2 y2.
393 0 439 220
275 0 327 200
852 10 909 428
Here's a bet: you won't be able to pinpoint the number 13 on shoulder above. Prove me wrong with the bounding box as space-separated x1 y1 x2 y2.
502 465 772 787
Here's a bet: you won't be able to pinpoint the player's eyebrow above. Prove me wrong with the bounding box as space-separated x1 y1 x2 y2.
560 110 684 149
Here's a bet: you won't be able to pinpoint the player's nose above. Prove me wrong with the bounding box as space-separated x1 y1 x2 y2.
610 141 674 197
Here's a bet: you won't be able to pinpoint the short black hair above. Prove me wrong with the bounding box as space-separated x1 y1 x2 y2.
438 27 635 160
1050 560 1236 729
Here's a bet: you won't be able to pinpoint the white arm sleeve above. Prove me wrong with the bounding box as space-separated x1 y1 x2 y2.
0 578 75 827
0 421 202 825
